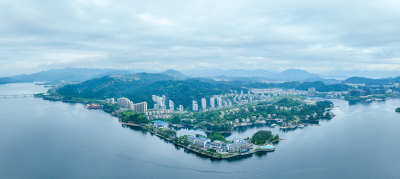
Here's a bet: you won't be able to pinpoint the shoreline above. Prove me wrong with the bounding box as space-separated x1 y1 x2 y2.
120 122 270 159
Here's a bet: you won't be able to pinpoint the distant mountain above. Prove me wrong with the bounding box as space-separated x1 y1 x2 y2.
247 81 350 92
161 69 187 80
342 76 400 85
0 77 15 84
270 69 320 82
183 69 274 78
183 69 321 82
0 68 132 84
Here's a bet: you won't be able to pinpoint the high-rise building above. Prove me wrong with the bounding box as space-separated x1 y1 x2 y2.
169 100 174 112
210 97 215 108
223 100 228 107
217 97 223 108
192 100 198 111
308 87 316 95
178 105 184 112
152 95 167 110
117 97 134 109
134 102 148 113
201 98 207 109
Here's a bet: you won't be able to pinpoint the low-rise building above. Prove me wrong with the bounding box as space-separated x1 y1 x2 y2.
188 136 210 148
151 120 168 128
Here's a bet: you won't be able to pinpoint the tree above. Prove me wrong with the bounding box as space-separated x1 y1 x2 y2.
251 130 278 145
208 133 227 142
103 103 120 113
118 111 148 124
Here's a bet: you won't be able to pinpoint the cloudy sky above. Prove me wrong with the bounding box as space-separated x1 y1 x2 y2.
1 0 400 76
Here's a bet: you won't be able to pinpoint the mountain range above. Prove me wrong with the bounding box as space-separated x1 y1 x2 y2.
182 69 323 82
1 67 399 87
0 68 132 84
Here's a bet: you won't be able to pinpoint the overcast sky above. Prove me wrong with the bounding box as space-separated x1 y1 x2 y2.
1 0 400 76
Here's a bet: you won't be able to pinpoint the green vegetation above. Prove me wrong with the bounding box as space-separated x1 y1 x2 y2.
207 133 227 142
103 103 120 113
174 135 189 146
343 76 400 85
118 111 148 124
251 130 279 145
158 128 177 138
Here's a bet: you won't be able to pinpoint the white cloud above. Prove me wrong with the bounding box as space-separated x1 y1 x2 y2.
138 13 173 26
1 0 400 76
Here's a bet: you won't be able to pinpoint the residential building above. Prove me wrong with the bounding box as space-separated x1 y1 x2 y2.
134 102 147 113
169 100 174 112
117 97 134 110
192 100 198 111
210 97 215 108
201 98 207 109
217 97 223 108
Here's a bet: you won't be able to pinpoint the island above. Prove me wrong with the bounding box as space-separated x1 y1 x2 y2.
396 107 400 112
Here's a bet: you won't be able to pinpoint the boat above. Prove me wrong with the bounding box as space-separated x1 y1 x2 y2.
270 124 277 127
256 145 275 152
298 124 305 128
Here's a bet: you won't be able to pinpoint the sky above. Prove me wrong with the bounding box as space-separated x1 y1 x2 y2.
1 0 400 77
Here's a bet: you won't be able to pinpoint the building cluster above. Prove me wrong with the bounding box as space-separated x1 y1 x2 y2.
192 96 232 111
250 88 308 96
149 119 253 153
152 95 184 113
346 82 400 97
106 87 316 115
146 95 186 120
189 89 306 111
105 97 147 113
152 95 167 110
187 136 252 153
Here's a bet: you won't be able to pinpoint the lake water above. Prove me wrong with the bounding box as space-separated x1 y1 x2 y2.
1 83 400 178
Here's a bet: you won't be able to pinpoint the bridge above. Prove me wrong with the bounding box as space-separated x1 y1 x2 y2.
0 94 36 98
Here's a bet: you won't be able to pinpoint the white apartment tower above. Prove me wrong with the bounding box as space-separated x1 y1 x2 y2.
210 97 215 108
192 100 198 111
201 98 207 109
217 97 223 108
169 100 174 112
134 102 148 113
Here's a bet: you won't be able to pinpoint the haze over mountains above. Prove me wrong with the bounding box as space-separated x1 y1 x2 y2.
0 68 131 84
0 67 399 85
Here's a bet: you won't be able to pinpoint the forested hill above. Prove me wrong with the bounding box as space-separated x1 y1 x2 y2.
56 72 351 109
56 73 242 108
342 76 400 85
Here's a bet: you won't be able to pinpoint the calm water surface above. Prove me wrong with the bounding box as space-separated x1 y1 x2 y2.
1 83 400 178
